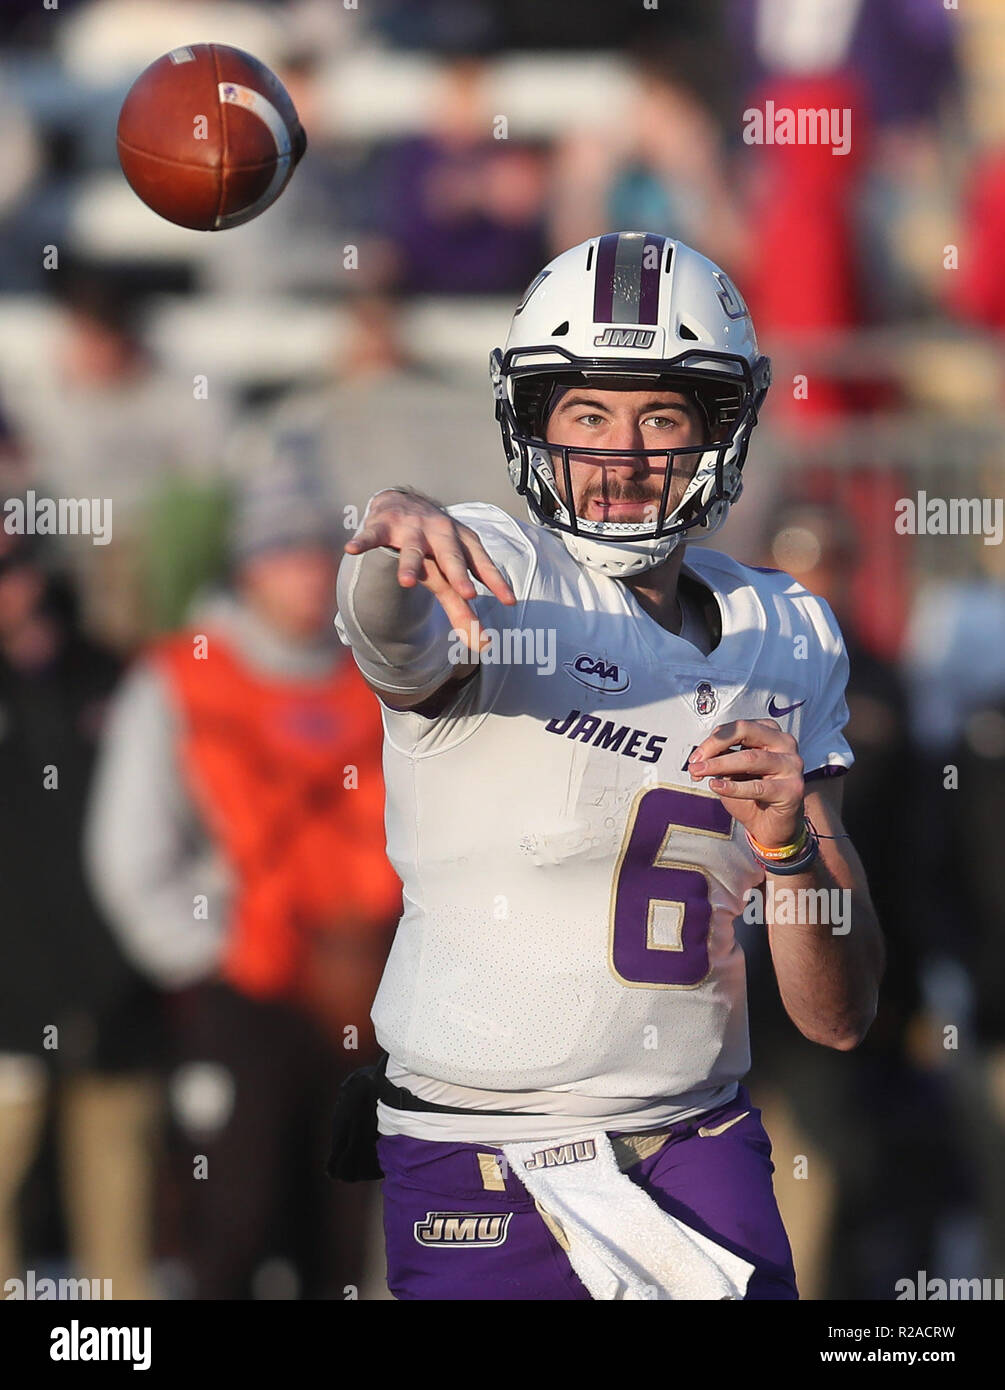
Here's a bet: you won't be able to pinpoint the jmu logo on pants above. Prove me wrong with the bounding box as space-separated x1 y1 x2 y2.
525 1138 597 1171
414 1212 512 1246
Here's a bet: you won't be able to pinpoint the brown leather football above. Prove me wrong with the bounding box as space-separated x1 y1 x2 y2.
116 44 307 231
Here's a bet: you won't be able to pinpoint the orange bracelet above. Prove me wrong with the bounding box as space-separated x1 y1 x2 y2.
746 820 809 862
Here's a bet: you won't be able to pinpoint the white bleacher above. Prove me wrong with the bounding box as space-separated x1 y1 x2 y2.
144 294 512 383
0 292 515 389
314 50 633 139
69 174 225 264
0 297 64 411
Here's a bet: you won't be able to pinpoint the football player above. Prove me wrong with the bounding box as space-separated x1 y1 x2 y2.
335 232 885 1300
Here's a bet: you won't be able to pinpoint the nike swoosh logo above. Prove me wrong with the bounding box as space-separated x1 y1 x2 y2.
697 1110 750 1138
767 697 806 718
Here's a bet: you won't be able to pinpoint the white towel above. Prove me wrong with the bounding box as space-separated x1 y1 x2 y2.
502 1131 755 1301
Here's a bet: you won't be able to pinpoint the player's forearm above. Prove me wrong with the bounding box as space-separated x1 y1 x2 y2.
765 841 885 1050
335 545 456 698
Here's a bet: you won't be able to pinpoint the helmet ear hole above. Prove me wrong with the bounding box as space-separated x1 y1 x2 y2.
551 321 570 336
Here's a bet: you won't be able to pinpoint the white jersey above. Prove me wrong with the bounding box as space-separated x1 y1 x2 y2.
360 505 852 1135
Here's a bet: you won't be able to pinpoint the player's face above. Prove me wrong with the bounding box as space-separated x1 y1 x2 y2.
544 387 706 526
240 546 338 641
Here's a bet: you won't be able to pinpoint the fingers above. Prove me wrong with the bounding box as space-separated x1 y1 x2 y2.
394 531 435 587
402 527 479 602
431 538 478 600
419 559 486 651
689 747 801 783
343 517 391 555
699 778 769 801
690 756 801 805
403 523 516 607
455 527 517 606
689 720 803 816
688 725 805 853
690 719 797 766
345 495 515 607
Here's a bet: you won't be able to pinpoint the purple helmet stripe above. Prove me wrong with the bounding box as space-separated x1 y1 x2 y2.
611 234 645 323
638 234 665 324
593 232 665 325
592 233 619 323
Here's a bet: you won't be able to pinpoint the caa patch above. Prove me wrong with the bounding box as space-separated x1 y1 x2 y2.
564 653 630 694
414 1212 512 1247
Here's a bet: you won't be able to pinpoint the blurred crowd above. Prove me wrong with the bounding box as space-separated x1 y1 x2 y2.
0 0 1002 1300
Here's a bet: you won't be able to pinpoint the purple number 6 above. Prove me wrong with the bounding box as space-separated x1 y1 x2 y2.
610 787 733 989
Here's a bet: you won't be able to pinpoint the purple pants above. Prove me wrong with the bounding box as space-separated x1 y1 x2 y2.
378 1085 797 1300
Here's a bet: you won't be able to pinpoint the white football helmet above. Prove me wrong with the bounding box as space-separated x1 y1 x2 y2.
490 232 771 578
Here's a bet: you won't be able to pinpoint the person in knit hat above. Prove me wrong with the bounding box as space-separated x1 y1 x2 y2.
86 462 400 1299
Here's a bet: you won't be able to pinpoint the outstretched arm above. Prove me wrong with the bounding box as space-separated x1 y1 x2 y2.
336 489 516 712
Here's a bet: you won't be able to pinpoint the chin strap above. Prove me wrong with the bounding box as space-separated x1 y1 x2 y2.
557 527 684 579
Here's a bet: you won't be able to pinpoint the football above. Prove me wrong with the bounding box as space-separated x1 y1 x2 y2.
116 44 307 231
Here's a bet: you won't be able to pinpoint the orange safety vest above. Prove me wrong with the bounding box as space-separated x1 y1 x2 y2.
155 629 401 1000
